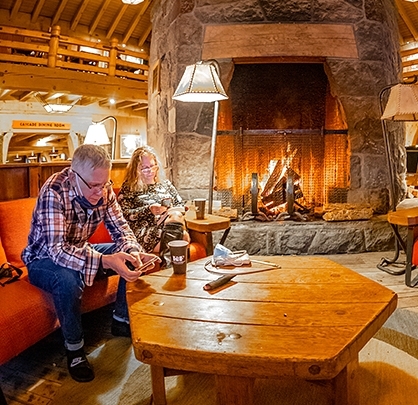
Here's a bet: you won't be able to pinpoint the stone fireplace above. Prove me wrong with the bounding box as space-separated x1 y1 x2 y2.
146 0 405 253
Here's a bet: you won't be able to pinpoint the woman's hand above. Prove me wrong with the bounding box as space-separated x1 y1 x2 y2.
149 203 168 216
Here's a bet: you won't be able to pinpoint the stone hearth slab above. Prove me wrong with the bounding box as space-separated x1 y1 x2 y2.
213 215 397 256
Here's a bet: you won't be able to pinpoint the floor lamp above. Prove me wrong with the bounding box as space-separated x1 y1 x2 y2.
172 60 228 214
84 116 117 160
378 79 418 276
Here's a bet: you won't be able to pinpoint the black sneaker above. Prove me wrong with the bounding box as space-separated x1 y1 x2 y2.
66 348 95 383
111 318 131 338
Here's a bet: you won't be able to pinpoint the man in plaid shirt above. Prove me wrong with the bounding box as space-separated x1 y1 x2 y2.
22 144 159 383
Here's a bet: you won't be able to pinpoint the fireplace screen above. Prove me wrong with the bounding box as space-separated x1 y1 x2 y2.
215 129 349 216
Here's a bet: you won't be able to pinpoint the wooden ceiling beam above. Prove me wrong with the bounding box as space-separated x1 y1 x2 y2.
31 0 46 23
132 103 148 111
396 0 418 42
18 91 35 101
138 24 152 47
106 5 129 39
10 0 23 21
99 99 111 107
122 0 151 45
78 96 97 106
89 0 113 35
71 0 91 31
115 100 139 109
52 0 70 27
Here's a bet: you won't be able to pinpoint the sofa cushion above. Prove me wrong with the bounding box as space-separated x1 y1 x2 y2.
0 280 59 365
0 198 36 268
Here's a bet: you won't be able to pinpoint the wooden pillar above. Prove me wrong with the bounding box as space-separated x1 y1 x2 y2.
48 25 61 68
109 38 118 77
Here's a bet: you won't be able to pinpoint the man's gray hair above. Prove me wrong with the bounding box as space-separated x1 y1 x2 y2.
71 144 112 172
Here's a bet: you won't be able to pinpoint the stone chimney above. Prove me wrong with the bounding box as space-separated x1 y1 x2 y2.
148 0 404 213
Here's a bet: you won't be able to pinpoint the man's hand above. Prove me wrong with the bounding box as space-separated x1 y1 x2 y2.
132 251 161 274
102 252 155 281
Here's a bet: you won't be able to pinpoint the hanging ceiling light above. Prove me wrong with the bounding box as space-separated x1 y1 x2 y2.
35 93 78 114
121 0 144 4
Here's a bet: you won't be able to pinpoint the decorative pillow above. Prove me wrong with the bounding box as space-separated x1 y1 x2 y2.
0 198 36 268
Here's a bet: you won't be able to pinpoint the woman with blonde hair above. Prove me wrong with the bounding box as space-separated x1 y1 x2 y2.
118 146 190 258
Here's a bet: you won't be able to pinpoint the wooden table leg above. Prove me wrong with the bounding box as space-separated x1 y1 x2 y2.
215 375 254 405
150 365 167 405
330 356 359 405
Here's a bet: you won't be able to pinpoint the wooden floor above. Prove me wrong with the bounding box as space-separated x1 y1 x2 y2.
1 250 418 405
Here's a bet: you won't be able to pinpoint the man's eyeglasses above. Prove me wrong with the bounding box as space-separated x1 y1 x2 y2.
141 165 158 173
73 170 113 190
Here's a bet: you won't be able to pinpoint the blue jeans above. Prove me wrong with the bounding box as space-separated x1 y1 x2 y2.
27 243 128 351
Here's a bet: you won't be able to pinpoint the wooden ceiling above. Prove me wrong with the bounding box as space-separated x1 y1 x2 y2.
0 0 155 112
1 0 418 110
0 0 155 49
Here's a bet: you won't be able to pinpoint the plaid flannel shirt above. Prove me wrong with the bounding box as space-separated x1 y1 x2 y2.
22 167 142 286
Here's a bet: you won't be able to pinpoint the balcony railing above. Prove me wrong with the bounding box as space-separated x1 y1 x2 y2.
0 25 149 83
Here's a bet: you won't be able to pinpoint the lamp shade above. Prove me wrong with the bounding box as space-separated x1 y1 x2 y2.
84 123 111 145
172 61 228 102
381 83 418 121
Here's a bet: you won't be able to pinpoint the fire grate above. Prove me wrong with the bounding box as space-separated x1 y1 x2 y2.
215 129 349 216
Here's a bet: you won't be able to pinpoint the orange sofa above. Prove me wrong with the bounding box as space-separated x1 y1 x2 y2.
0 198 205 366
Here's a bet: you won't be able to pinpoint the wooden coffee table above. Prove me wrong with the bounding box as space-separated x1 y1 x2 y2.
126 256 397 405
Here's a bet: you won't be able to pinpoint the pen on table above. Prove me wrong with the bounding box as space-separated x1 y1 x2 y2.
251 259 281 268
203 275 235 291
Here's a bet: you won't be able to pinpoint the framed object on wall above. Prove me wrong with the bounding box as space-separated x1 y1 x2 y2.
120 134 143 158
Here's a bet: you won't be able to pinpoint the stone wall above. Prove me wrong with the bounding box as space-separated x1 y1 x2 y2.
148 0 404 213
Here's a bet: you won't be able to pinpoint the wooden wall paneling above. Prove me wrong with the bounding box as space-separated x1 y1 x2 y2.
0 165 30 201
0 161 127 201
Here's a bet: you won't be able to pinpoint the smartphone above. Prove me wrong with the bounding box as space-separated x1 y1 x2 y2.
125 256 160 274
138 256 161 275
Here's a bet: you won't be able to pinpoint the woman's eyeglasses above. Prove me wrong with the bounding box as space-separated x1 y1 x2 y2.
141 165 158 173
73 170 113 190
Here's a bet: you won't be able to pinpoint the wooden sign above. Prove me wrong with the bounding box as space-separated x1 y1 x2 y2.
12 120 71 130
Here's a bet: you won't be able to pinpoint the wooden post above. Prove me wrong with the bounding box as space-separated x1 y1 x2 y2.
48 25 60 68
109 38 118 77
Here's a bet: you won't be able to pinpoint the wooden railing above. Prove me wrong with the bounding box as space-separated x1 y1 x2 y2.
0 25 149 83
401 44 418 80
